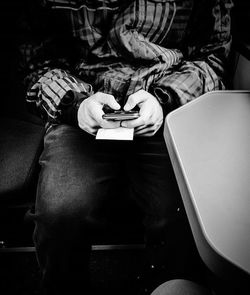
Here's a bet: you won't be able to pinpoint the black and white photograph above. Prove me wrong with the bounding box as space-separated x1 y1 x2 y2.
0 1 249 294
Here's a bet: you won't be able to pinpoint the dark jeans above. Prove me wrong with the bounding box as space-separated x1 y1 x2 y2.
29 124 183 294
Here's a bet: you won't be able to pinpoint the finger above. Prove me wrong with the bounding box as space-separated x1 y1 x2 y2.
134 127 156 137
136 132 155 137
124 90 146 111
100 119 121 129
134 121 162 135
121 110 155 128
134 125 154 134
134 123 154 132
78 122 97 136
121 117 144 128
79 115 99 130
95 92 121 110
78 106 99 134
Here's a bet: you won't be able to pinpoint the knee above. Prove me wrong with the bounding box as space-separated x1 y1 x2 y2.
36 173 102 232
37 199 100 236
151 279 212 295
33 186 102 244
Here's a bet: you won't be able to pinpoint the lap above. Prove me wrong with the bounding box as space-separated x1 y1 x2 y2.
36 124 181 229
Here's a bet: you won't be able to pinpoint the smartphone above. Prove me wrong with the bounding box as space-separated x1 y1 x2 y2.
102 110 140 121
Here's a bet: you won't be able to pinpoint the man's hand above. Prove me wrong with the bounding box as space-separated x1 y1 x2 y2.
121 89 163 137
77 92 121 135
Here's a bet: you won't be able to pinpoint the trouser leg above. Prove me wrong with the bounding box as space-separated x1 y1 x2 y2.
29 125 125 294
126 136 197 291
127 135 183 245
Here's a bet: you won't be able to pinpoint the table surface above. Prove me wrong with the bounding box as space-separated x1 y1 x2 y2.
164 91 250 286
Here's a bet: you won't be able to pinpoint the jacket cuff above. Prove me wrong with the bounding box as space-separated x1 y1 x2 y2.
152 86 179 117
60 91 88 126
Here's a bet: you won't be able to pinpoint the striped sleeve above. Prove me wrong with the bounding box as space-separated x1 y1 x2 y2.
18 1 95 126
152 0 233 109
26 69 93 125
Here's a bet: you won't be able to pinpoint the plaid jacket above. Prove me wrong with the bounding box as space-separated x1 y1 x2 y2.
23 0 233 126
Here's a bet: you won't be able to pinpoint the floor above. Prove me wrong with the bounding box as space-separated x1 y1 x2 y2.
0 209 210 295
0 248 147 295
1 245 212 295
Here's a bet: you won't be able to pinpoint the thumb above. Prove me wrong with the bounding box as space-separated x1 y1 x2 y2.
124 92 143 111
99 93 121 110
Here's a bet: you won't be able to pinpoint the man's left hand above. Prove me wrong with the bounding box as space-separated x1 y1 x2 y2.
121 89 163 137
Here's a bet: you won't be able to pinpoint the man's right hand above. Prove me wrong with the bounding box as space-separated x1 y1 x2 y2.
77 92 121 135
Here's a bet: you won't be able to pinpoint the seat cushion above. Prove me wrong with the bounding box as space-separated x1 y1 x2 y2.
0 117 45 206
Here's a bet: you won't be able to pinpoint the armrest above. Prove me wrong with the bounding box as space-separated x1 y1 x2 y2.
0 117 45 206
